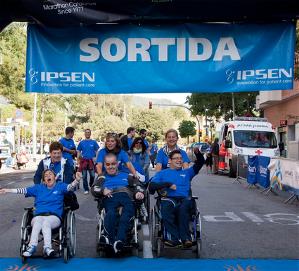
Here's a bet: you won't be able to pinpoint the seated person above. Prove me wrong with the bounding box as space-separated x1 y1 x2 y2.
5 152 17 169
0 169 80 258
149 148 205 248
91 153 144 254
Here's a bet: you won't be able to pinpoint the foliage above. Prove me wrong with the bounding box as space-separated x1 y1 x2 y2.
130 108 173 141
0 23 33 110
187 92 258 121
178 120 196 141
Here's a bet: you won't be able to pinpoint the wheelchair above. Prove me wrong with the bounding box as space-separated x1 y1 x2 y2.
150 196 202 258
20 206 76 263
95 198 143 257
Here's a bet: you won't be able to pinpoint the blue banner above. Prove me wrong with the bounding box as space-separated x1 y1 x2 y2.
257 156 270 188
247 156 258 185
26 23 295 94
1 258 299 271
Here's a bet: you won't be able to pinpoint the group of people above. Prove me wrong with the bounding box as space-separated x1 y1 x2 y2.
0 125 206 257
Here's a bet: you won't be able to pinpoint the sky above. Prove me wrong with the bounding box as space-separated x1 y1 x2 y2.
132 93 191 104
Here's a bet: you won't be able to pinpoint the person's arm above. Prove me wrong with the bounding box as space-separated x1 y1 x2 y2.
148 172 173 194
126 161 137 176
64 162 74 184
66 175 80 191
96 162 103 176
155 149 163 172
0 188 27 194
33 160 44 184
190 148 205 176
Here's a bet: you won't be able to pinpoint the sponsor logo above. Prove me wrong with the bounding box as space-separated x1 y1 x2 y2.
41 72 95 83
226 68 293 85
28 69 39 85
248 166 256 173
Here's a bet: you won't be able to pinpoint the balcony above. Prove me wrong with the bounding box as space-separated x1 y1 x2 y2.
256 90 282 109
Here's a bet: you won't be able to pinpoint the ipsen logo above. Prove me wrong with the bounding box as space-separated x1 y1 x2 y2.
236 68 292 81
40 72 95 83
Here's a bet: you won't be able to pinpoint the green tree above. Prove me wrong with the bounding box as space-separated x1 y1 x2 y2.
178 120 196 143
0 23 33 110
187 92 258 121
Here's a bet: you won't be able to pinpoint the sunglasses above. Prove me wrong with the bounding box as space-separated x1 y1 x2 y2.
105 162 118 167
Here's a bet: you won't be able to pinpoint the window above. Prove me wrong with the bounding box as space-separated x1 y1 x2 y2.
233 130 277 148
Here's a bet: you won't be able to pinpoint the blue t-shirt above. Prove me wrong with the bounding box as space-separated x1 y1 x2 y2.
77 139 99 159
96 148 129 172
143 139 149 149
128 137 134 150
152 167 196 198
150 143 158 155
59 137 76 166
156 148 190 169
47 161 63 182
104 171 129 190
25 182 69 218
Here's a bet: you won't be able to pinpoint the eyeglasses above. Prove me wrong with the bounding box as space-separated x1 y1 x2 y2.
105 162 117 167
171 157 182 160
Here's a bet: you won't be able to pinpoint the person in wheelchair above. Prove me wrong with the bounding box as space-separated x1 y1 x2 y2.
91 153 144 254
149 148 204 248
0 169 80 258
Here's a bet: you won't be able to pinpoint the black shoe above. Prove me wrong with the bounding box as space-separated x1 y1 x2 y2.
164 240 182 248
113 240 124 253
182 240 193 248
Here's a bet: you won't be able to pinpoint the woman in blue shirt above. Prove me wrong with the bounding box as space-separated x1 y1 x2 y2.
156 129 190 172
128 137 150 182
96 133 137 176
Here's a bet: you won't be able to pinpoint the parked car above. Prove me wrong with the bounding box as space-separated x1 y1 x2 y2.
186 142 210 161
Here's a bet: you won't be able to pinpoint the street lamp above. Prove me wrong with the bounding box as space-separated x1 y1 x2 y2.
205 108 208 138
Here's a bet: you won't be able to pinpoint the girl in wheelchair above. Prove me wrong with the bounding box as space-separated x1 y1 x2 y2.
149 148 204 249
0 169 80 258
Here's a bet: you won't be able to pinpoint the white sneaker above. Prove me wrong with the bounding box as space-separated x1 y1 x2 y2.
44 247 55 257
84 191 89 195
23 245 36 257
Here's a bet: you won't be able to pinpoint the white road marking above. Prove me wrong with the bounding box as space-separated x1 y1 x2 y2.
76 214 97 222
203 212 244 222
241 212 264 222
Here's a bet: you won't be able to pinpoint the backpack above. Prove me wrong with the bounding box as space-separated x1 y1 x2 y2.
64 191 79 211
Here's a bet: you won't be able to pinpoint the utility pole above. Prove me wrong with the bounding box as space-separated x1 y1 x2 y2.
232 92 236 118
32 93 37 162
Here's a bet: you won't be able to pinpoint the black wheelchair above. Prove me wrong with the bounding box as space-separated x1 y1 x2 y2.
95 198 143 257
20 206 76 263
150 196 202 258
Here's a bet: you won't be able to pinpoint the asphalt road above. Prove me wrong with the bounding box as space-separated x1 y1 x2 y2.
0 168 298 259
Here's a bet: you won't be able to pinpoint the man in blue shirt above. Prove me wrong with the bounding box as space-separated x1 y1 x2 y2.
91 153 144 254
77 129 100 194
59 127 77 169
149 140 158 168
34 142 74 184
120 127 136 152
149 148 205 248
139 129 149 150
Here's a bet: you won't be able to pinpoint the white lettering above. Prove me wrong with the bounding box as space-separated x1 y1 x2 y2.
213 37 241 61
101 38 126 62
189 38 212 61
151 38 175 61
177 38 186 61
127 38 151 61
203 212 244 222
80 38 100 62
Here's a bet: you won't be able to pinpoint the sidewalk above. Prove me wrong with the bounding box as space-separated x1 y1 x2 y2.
0 154 44 174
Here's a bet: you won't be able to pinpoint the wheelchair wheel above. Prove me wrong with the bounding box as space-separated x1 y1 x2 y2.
65 211 76 257
63 247 69 263
20 210 32 259
157 238 163 258
196 239 202 258
150 209 158 252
